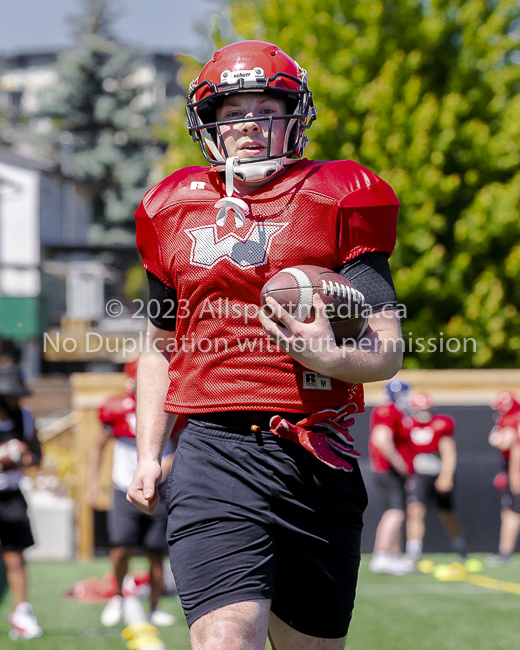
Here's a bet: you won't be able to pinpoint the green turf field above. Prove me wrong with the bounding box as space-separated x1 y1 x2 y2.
0 554 518 649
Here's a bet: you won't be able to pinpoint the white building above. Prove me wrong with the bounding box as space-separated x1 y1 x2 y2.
0 50 182 119
0 147 93 374
0 47 182 373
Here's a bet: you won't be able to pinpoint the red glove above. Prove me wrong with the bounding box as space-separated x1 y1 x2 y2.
269 404 361 471
493 471 509 491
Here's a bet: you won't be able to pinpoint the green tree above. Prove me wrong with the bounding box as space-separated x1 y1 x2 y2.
160 0 520 368
43 0 166 244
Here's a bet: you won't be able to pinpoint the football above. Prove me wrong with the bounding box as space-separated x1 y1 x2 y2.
0 439 29 471
260 265 368 342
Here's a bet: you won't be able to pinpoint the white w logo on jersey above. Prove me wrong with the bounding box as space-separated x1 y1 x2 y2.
186 223 288 269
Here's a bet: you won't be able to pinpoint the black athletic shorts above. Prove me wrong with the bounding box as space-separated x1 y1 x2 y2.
108 483 168 553
373 469 407 511
406 474 454 511
501 487 520 514
0 489 35 551
166 415 368 638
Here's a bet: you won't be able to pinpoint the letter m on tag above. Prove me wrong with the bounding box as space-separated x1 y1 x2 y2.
303 372 331 390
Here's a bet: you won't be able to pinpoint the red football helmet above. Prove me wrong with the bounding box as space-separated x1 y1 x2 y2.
410 393 433 422
492 391 519 415
410 393 433 411
186 40 316 182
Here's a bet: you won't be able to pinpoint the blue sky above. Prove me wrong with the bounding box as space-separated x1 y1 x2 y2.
0 0 223 56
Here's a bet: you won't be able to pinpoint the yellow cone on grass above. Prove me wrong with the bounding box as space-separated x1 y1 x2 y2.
447 563 468 580
417 559 435 574
122 622 159 640
432 564 451 580
125 636 166 650
122 621 166 650
465 558 484 573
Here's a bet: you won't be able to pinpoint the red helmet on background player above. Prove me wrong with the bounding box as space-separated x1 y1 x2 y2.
411 393 433 410
186 40 316 183
492 391 519 415
410 393 433 423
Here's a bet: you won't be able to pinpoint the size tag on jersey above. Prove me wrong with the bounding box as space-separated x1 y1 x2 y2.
303 372 331 390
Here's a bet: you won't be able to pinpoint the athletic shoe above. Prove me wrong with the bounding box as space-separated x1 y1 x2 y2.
8 602 42 640
123 596 147 625
485 554 514 568
150 609 177 627
369 552 391 573
369 553 415 575
101 595 124 627
452 537 469 561
389 554 415 575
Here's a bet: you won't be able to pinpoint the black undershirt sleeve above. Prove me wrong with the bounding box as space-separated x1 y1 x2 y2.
146 270 178 331
335 252 399 314
146 252 398 329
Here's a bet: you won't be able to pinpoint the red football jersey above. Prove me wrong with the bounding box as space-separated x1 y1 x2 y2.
498 408 520 435
99 393 136 439
136 158 399 415
498 407 520 466
405 414 454 456
98 393 186 439
369 403 414 472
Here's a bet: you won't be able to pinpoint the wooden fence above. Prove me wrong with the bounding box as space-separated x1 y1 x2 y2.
32 368 520 558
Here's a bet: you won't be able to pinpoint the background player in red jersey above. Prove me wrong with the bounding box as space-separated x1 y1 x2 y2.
368 380 415 575
89 359 182 627
486 392 520 566
127 40 403 650
404 393 468 562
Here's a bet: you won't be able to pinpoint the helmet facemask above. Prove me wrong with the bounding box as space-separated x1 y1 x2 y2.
186 63 316 183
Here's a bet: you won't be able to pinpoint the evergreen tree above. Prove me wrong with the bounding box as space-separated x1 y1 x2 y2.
160 0 520 369
43 0 166 244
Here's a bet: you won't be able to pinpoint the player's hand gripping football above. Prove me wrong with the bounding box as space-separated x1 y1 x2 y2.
126 459 163 515
259 293 338 371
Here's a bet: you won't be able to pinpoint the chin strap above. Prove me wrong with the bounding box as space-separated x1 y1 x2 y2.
234 158 284 183
214 157 249 227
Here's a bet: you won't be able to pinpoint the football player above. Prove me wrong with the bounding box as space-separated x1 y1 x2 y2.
404 393 468 561
486 392 520 566
368 380 415 575
127 40 403 649
0 362 42 640
88 359 183 627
